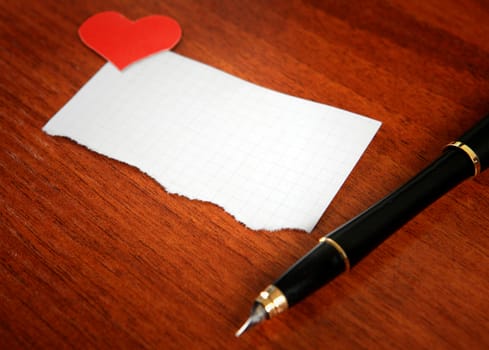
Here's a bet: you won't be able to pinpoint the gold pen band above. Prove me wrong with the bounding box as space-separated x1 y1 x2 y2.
255 285 288 318
319 237 351 272
445 141 481 176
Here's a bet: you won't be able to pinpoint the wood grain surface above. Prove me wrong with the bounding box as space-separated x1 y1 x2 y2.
1 0 489 348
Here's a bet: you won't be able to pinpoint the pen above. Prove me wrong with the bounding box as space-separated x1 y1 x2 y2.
236 115 489 337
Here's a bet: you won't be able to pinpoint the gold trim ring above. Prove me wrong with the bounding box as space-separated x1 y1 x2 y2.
256 285 288 318
445 141 481 176
319 237 351 272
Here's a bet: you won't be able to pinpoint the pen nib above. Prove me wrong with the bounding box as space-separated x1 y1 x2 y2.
235 318 253 337
235 302 267 337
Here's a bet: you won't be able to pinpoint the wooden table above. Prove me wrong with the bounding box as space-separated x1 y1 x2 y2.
2 1 488 348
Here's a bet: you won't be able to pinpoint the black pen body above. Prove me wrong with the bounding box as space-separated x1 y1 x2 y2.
274 115 489 307
237 116 489 336
275 150 472 306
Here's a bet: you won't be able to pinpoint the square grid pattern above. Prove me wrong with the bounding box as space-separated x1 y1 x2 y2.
44 52 380 232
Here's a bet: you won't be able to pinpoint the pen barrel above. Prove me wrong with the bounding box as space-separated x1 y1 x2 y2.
330 150 472 266
276 150 471 306
332 114 489 266
275 241 346 306
274 115 489 307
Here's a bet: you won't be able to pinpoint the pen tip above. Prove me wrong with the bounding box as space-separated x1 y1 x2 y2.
235 318 252 337
235 302 268 337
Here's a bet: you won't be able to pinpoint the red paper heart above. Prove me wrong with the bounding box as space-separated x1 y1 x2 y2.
79 11 182 70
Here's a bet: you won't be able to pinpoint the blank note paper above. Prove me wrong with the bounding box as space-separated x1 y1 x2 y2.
44 51 381 232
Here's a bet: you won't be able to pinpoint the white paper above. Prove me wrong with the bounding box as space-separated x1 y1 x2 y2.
44 51 380 232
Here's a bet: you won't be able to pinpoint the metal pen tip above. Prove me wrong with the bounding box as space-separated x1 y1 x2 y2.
235 318 253 337
235 302 268 337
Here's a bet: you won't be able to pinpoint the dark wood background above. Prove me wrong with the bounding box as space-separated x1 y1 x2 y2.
1 0 488 348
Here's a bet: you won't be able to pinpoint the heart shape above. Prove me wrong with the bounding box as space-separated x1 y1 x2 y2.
79 11 182 70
